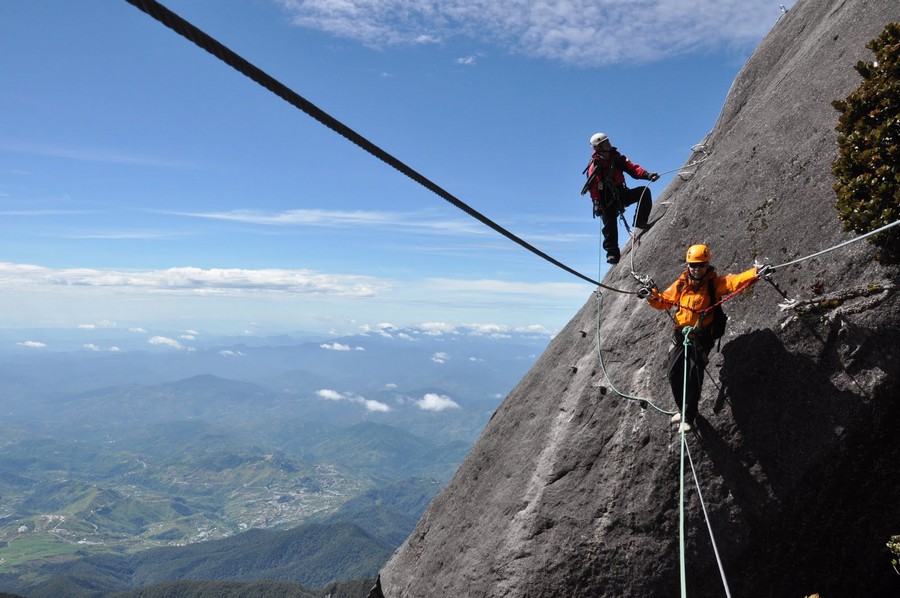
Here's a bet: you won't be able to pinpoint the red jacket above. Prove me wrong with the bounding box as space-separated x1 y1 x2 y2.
586 147 649 202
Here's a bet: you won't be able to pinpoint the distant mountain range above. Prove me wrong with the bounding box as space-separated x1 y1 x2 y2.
0 329 549 595
4 478 437 596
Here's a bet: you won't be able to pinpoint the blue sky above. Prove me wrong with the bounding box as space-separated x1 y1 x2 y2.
0 0 795 343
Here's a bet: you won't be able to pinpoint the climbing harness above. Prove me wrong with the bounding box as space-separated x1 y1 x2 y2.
705 278 728 347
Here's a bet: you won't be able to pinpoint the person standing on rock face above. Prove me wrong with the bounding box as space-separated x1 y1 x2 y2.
581 132 659 265
639 244 767 432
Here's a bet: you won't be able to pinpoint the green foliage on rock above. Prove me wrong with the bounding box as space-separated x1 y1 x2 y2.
889 534 900 575
832 22 900 262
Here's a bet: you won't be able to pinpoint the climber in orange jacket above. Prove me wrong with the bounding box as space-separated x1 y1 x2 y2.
581 132 659 265
639 244 769 432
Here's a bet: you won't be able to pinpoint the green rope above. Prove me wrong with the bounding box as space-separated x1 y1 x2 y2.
685 440 733 597
593 236 676 416
678 326 694 597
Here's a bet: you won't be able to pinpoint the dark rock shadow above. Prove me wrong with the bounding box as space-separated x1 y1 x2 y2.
717 329 850 501
691 328 900 597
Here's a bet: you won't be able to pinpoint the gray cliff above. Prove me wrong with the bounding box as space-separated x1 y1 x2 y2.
379 0 900 595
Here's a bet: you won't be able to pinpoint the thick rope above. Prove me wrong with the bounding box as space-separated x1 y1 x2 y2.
124 0 635 292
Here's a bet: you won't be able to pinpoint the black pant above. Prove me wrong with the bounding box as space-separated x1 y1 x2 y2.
666 337 707 425
599 185 652 258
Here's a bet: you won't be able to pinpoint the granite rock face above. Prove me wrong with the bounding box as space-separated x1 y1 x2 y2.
379 0 900 596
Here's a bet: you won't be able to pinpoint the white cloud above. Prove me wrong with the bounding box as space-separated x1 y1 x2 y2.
0 262 389 298
17 340 46 349
276 0 793 66
419 322 458 336
455 55 477 65
316 389 345 401
431 351 450 364
175 208 485 237
376 323 397 337
416 393 460 411
218 350 244 357
321 342 350 351
320 342 365 351
148 336 183 350
515 324 554 336
352 321 558 341
83 343 121 352
362 399 391 412
0 141 195 168
426 278 589 299
128 327 147 334
360 322 400 338
67 230 179 241
315 389 391 412
465 323 510 337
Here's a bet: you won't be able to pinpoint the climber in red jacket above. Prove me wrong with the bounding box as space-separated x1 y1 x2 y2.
639 244 768 432
581 132 659 265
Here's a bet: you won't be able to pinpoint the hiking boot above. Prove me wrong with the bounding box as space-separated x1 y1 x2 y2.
670 413 681 424
635 220 653 231
606 254 619 264
679 422 692 433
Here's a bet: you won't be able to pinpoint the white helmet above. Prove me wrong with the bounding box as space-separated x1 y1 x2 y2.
590 132 609 148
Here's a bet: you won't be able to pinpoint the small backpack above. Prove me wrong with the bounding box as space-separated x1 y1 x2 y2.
706 278 728 349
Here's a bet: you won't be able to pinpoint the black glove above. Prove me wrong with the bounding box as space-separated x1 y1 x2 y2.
646 172 660 182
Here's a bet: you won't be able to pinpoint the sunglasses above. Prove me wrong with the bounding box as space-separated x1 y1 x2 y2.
687 262 709 269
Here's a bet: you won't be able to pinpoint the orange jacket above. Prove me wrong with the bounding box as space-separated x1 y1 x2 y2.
647 266 759 331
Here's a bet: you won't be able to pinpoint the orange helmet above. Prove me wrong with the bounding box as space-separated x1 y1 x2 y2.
685 244 711 263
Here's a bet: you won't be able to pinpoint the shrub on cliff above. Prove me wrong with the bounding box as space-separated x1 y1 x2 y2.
889 534 900 576
832 22 900 262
